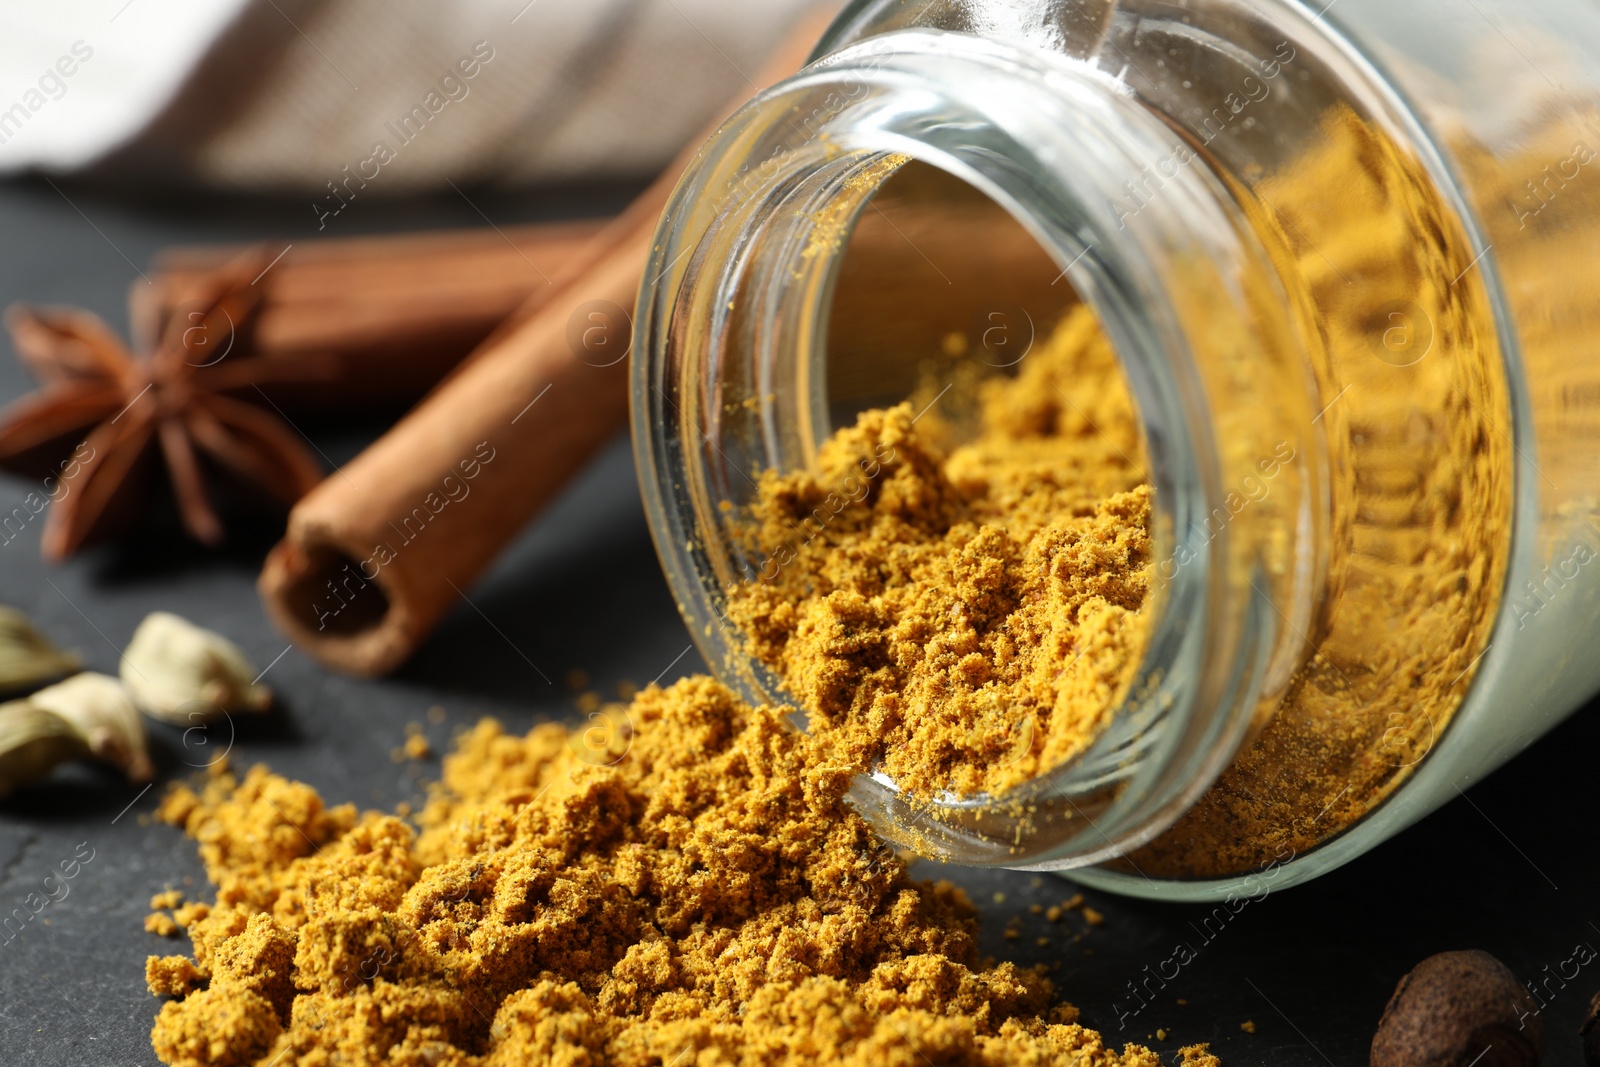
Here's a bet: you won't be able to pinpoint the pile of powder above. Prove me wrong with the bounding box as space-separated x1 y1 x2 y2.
728 306 1154 798
145 676 1209 1066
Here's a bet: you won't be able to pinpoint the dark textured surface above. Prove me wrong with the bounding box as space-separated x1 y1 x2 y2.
0 175 1595 1067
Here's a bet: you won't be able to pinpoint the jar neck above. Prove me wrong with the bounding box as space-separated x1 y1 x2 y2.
633 30 1327 867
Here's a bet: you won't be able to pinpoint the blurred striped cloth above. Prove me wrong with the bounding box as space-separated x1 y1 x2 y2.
0 0 828 190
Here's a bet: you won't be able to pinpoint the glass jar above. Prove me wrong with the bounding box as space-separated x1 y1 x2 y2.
631 0 1600 900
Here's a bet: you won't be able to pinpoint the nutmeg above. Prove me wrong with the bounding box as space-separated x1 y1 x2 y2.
1371 950 1542 1067
1581 990 1600 1066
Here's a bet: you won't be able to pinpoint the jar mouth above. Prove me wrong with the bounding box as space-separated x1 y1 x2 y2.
633 30 1303 869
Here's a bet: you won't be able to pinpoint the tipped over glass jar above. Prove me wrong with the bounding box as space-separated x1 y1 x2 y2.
631 0 1600 901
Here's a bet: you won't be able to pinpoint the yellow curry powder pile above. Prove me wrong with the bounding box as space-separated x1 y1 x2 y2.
146 677 1208 1067
729 306 1153 798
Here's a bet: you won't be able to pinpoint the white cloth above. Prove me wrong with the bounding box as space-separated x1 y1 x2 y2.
0 0 251 171
0 0 825 189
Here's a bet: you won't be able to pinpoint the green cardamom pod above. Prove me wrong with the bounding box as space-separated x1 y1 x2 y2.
28 672 154 784
0 702 90 798
0 605 80 696
120 612 272 724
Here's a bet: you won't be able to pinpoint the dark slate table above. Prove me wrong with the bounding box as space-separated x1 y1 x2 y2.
0 175 1595 1067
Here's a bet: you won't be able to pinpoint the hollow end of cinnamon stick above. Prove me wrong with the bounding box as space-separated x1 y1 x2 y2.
259 532 407 676
255 5 838 677
256 239 638 678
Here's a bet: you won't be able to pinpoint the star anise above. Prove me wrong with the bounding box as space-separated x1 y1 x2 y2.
0 248 324 560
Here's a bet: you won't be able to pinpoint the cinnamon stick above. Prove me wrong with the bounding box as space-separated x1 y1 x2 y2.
258 8 839 676
133 221 608 416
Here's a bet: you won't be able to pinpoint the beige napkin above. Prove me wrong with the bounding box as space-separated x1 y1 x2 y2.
6 0 829 191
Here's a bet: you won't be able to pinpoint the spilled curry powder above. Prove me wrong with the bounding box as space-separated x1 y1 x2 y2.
146 677 1189 1067
728 306 1154 798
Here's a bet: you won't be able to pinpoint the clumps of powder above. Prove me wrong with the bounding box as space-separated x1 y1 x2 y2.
145 912 180 938
728 306 1153 798
147 890 185 937
146 677 1188 1067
